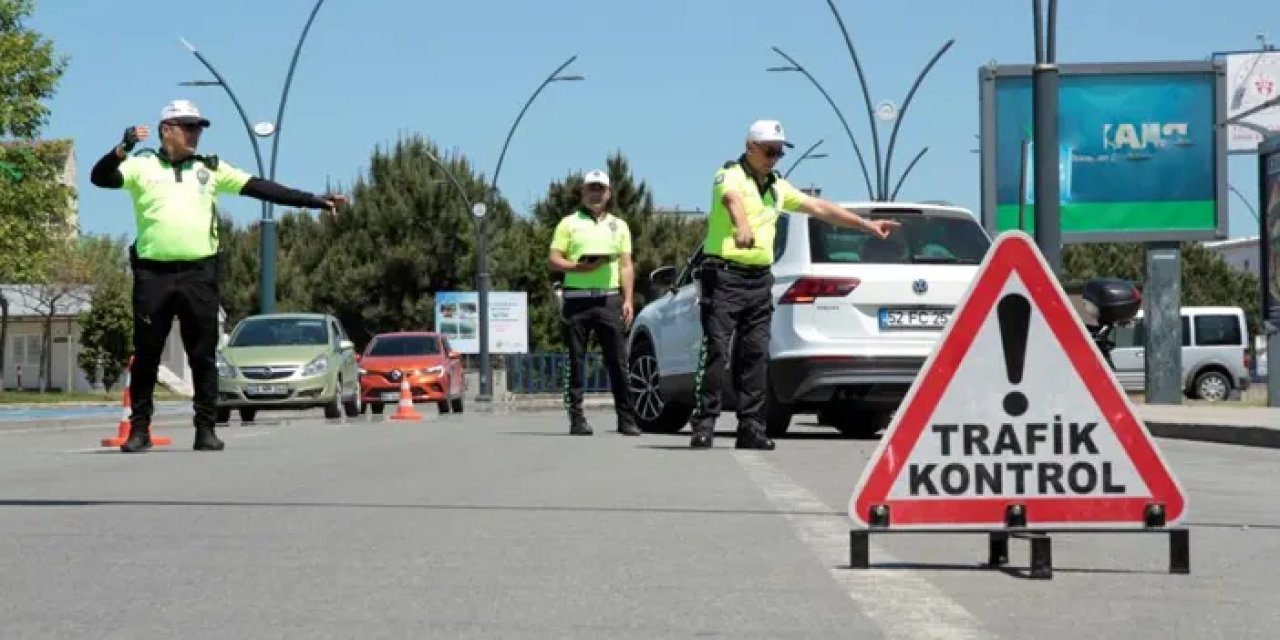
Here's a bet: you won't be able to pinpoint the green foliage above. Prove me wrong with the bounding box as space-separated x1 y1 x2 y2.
77 276 131 390
0 0 67 139
213 138 708 358
0 141 74 281
76 234 133 390
1064 241 1262 336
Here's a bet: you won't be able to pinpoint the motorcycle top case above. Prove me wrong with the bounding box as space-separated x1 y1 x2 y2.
1082 278 1142 326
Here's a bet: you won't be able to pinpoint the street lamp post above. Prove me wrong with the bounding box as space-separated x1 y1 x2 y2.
767 51 874 199
766 0 953 201
179 0 328 315
475 55 584 403
1229 183 1261 224
783 139 829 179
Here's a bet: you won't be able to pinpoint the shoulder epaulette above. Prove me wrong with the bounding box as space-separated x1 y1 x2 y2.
722 159 740 170
131 148 157 158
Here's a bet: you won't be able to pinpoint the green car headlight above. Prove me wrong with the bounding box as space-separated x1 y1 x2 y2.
216 353 238 378
301 354 328 377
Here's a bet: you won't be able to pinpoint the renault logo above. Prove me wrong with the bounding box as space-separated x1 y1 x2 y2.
912 279 928 294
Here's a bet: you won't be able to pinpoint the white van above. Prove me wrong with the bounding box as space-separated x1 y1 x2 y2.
1109 306 1251 401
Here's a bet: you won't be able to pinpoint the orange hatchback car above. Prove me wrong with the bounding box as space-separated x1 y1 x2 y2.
357 332 466 415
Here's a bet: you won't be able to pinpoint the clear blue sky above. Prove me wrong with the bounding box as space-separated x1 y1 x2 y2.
30 0 1280 241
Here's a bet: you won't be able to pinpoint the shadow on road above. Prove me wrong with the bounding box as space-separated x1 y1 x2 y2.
499 428 877 441
851 561 1172 579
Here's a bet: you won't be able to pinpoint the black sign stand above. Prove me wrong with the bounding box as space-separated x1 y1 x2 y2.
849 503 1190 580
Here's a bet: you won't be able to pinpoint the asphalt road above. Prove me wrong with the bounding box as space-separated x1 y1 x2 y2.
1 408 1277 639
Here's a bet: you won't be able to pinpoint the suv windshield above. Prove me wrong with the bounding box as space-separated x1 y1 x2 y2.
808 212 990 265
367 335 441 356
230 317 329 347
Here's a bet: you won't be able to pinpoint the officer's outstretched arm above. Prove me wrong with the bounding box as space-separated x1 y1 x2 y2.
239 178 334 210
795 194 901 239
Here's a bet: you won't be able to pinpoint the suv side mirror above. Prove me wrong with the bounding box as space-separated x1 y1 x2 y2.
447 350 460 360
649 266 677 295
338 339 355 352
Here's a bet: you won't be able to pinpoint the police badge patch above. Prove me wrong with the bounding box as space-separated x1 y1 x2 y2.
197 168 211 192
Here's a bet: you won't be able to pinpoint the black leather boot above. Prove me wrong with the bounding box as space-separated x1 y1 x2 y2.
570 419 593 436
120 425 152 453
689 421 714 449
193 426 225 451
735 423 775 450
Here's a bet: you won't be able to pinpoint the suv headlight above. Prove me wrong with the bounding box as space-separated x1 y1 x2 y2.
301 354 328 377
424 365 444 376
216 353 237 379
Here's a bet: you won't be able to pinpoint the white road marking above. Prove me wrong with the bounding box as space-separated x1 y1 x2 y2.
227 432 271 439
733 450 991 640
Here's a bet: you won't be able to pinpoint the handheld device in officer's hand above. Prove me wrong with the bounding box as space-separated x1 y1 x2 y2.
578 253 613 264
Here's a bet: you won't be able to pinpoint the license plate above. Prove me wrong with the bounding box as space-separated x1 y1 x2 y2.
247 383 288 395
880 308 952 329
380 392 401 402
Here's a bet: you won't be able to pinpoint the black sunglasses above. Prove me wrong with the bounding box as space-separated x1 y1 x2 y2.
165 121 204 132
754 143 786 159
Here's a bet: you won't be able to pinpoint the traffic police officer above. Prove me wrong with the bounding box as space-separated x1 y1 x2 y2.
548 169 641 436
90 99 344 453
689 120 899 450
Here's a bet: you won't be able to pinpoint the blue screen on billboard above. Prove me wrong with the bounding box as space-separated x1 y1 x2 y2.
989 69 1222 237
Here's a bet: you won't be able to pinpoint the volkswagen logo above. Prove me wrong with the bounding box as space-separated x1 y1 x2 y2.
262 367 273 376
912 279 928 295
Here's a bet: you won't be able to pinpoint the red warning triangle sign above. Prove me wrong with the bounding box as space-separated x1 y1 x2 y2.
848 231 1187 529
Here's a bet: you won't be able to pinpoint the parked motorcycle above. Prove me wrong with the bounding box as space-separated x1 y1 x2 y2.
1080 278 1143 370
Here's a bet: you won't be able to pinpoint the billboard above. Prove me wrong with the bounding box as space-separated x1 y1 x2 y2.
1260 135 1280 317
1217 50 1280 153
979 61 1228 243
433 291 529 354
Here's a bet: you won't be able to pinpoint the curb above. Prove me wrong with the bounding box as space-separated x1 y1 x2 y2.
1144 421 1280 449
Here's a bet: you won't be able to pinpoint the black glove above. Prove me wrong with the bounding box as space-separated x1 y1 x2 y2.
120 127 140 153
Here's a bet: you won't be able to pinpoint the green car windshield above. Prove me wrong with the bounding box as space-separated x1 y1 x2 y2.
230 318 328 347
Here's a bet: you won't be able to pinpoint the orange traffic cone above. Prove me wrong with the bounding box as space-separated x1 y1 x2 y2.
387 377 423 421
100 356 172 447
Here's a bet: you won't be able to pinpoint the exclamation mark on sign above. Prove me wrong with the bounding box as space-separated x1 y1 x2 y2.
997 293 1031 417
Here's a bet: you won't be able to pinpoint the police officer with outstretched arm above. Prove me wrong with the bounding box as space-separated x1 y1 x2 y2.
689 120 899 450
547 169 641 436
90 100 345 453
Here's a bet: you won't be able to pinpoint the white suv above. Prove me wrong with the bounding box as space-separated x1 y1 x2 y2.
626 201 992 437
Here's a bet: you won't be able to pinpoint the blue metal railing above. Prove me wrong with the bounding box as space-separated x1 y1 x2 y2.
504 352 612 394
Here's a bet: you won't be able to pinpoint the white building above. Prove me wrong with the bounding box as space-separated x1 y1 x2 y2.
0 284 223 395
1201 236 1261 277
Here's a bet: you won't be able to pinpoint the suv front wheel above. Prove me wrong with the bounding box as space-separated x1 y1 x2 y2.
628 337 692 433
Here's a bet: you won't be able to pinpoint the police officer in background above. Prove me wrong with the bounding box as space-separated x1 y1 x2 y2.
90 99 345 453
690 120 899 450
548 169 641 436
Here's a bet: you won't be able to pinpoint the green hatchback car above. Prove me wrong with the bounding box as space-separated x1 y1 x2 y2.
215 313 363 423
